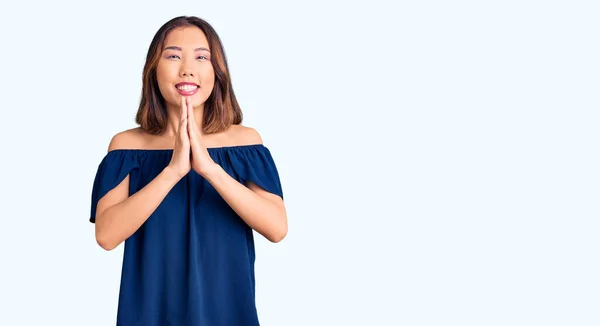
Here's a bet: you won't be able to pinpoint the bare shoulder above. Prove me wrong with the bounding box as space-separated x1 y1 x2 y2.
107 127 145 152
232 124 263 145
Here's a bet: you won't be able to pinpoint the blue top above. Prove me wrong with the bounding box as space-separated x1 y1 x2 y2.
89 144 284 326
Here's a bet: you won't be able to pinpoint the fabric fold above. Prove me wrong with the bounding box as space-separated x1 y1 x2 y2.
89 150 141 223
227 145 284 200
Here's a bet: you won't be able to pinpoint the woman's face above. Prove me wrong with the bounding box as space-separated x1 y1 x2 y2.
156 25 215 110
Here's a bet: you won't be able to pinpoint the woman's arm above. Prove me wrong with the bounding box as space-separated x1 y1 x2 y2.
94 166 182 251
204 165 288 243
93 131 187 251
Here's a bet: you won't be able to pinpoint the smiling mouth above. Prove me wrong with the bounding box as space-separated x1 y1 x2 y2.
176 85 199 92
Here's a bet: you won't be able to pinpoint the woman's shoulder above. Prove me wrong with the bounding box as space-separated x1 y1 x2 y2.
228 124 263 146
105 125 264 152
106 127 147 152
198 124 264 148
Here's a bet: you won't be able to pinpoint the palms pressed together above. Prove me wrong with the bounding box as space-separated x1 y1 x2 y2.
184 96 218 177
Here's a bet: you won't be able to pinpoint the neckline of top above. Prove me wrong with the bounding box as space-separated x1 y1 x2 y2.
107 143 266 153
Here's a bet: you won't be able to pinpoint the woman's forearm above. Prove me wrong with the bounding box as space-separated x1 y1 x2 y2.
204 164 287 243
95 167 182 250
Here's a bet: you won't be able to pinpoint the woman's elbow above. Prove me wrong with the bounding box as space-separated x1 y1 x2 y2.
269 221 288 243
95 226 118 251
96 235 117 251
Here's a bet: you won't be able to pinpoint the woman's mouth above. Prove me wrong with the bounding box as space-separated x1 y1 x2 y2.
175 83 200 96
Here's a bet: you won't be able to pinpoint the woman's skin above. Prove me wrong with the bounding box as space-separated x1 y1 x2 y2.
157 26 215 145
94 26 287 250
159 26 217 177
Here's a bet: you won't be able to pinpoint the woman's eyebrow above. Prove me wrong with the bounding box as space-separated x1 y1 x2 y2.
163 46 210 52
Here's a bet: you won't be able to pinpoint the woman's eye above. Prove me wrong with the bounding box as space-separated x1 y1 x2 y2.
166 55 208 60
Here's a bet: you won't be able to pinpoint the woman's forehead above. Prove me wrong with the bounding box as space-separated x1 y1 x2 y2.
164 26 210 50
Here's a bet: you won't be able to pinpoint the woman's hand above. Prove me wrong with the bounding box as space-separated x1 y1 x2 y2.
186 96 218 177
166 96 192 178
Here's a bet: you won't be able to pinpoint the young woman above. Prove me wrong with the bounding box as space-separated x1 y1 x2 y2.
89 15 287 326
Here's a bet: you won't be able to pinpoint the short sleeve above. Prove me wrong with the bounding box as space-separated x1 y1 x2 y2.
89 150 140 223
228 145 284 200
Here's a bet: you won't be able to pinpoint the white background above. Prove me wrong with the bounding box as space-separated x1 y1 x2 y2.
0 0 598 325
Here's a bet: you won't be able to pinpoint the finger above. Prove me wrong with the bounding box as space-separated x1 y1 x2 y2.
175 96 183 135
179 118 187 147
187 97 197 137
189 97 202 137
180 98 188 142
181 96 187 122
186 99 199 150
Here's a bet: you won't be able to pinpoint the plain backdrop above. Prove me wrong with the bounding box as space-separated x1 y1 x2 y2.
0 1 598 325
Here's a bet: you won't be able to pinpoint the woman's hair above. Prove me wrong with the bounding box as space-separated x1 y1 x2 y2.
135 16 243 135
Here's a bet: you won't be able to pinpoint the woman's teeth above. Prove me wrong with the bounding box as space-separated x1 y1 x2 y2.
177 85 199 91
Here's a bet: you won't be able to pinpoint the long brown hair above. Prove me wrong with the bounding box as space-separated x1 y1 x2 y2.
135 16 243 135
